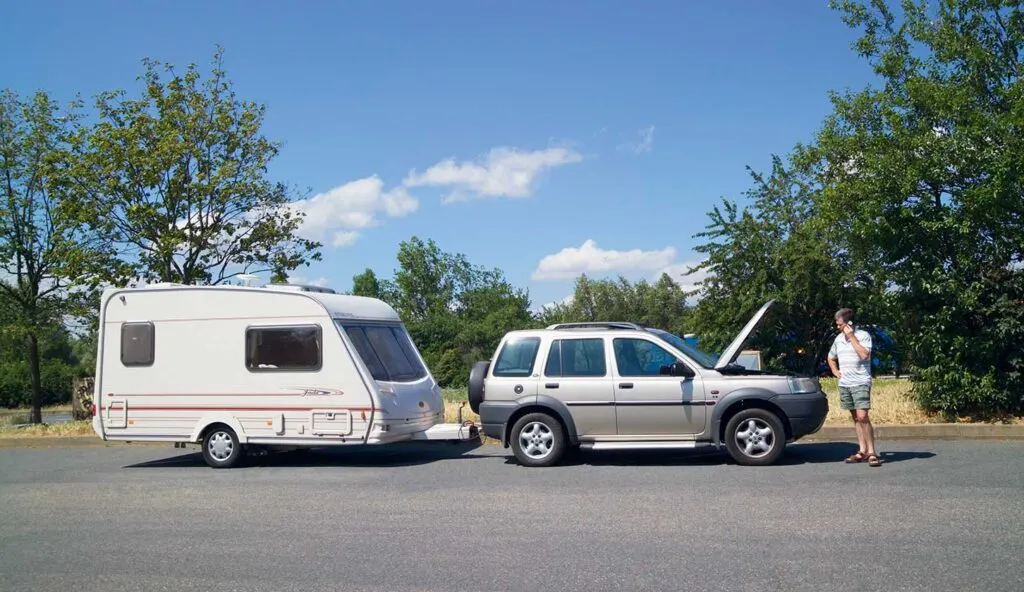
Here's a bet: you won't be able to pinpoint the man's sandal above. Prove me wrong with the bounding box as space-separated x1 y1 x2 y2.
845 451 867 463
867 454 882 467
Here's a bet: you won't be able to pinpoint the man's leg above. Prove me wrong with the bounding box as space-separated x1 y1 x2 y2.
851 410 867 453
840 387 867 461
853 385 880 465
855 409 874 454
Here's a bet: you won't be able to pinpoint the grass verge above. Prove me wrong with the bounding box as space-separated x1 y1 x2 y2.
0 404 73 425
0 420 94 438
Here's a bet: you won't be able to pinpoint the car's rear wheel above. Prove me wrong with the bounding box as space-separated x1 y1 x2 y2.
509 412 566 467
724 408 785 466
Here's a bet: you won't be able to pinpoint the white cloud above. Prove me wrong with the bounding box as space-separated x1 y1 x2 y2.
288 175 418 244
531 239 677 281
402 146 583 204
619 125 655 154
332 231 359 247
288 274 330 288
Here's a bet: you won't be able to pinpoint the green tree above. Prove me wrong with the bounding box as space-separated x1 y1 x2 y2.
0 89 109 421
536 273 691 337
69 47 321 286
686 151 876 374
351 268 381 298
818 0 1024 416
376 237 534 387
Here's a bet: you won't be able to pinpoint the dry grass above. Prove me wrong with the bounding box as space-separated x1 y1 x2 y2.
819 377 933 425
0 404 72 422
0 420 94 438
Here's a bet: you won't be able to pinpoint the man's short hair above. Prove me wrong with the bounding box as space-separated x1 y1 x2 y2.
834 308 854 323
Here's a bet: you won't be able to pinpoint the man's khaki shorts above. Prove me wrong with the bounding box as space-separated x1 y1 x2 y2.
839 384 871 410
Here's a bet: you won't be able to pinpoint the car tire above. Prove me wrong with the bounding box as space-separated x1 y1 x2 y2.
467 361 489 414
509 412 566 467
201 425 244 469
724 408 786 466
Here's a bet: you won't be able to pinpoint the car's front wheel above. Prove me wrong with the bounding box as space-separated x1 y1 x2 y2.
724 408 785 466
509 412 566 467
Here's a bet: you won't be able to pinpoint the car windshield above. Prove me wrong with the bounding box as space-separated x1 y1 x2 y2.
647 329 719 369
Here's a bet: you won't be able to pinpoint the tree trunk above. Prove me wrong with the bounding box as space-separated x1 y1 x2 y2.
28 331 43 424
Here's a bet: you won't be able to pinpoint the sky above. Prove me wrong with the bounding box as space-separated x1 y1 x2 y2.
1 0 880 310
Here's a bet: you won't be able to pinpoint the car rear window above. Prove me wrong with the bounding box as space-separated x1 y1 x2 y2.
493 336 541 377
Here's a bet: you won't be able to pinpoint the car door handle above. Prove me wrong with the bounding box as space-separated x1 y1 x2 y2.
545 383 559 389
619 383 633 389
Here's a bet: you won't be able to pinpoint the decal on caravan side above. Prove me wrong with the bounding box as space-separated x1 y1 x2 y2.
92 282 478 468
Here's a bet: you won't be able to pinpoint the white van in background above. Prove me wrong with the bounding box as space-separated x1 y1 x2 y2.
91 282 478 468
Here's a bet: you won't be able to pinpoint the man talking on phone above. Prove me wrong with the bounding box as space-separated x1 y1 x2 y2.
827 308 881 467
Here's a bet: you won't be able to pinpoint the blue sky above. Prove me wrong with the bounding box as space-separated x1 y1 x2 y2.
2 0 878 309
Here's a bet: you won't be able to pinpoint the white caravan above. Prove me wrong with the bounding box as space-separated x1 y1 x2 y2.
91 282 479 467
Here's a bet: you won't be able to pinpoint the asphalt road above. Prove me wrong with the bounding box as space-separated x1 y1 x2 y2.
1 440 1022 592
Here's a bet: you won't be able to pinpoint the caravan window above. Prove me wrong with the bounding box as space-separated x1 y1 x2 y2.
338 323 428 383
121 322 155 366
246 325 322 371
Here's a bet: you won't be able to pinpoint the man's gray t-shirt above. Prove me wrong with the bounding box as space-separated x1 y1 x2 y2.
828 328 873 387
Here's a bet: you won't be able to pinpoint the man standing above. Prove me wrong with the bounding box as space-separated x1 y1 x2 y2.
827 308 881 467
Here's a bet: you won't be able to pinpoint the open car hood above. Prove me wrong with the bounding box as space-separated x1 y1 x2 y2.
714 299 775 370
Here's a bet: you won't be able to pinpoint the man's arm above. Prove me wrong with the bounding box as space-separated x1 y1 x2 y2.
827 340 841 378
827 355 841 378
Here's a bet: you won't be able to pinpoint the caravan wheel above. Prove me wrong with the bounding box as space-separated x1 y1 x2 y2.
201 425 244 469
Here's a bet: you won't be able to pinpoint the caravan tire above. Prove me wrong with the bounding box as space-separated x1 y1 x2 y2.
509 412 566 468
467 361 489 413
201 425 244 469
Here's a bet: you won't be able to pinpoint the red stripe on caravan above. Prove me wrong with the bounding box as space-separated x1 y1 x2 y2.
127 406 379 412
105 393 345 397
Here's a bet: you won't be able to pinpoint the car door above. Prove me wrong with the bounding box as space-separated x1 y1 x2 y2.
540 336 615 437
611 336 708 437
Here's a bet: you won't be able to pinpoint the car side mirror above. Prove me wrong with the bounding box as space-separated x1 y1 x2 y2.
660 361 694 378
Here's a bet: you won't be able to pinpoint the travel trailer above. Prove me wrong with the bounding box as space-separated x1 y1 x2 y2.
91 282 478 468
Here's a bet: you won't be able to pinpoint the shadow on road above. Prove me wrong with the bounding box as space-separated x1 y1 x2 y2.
123 440 488 469
504 441 937 467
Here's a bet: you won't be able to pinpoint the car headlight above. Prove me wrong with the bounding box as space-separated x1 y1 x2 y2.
788 376 819 394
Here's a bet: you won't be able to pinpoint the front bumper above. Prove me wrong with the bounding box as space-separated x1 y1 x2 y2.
772 390 829 440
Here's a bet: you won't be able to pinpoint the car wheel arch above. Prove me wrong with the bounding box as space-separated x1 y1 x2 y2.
503 398 578 447
714 393 792 444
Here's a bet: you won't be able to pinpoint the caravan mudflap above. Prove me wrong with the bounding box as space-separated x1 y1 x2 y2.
410 422 480 442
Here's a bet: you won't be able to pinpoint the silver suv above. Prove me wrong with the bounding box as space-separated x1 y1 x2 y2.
467 301 828 467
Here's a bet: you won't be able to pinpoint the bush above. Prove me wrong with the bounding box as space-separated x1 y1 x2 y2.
0 359 77 408
914 364 1023 421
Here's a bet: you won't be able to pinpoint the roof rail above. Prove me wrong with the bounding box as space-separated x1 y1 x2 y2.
546 321 644 331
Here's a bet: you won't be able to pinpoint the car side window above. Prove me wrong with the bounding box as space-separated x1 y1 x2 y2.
544 338 606 377
493 337 541 377
613 338 679 377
